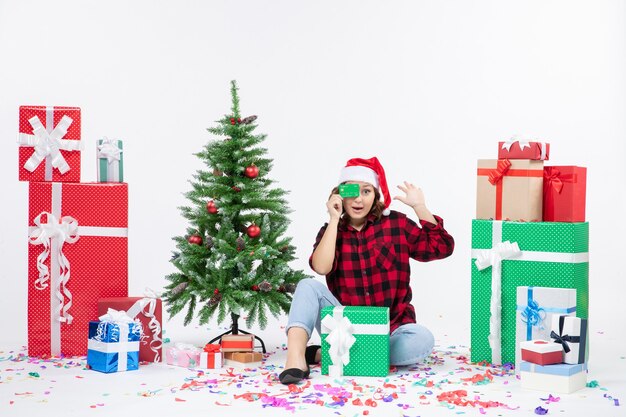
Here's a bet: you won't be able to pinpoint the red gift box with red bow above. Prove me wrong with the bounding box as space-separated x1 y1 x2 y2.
543 166 587 222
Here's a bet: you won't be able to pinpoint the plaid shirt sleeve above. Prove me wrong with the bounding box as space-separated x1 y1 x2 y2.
405 214 455 261
308 223 339 274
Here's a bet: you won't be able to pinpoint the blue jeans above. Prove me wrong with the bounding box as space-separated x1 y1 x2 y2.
286 278 435 366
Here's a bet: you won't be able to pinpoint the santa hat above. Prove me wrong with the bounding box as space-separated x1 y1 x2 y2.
338 156 391 216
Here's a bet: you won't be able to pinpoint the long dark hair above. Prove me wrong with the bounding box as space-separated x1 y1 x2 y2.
330 185 386 223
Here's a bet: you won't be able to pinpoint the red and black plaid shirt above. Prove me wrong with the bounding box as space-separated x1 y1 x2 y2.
309 210 454 333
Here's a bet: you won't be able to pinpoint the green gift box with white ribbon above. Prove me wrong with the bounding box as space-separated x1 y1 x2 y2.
321 306 389 377
470 220 589 365
97 138 124 182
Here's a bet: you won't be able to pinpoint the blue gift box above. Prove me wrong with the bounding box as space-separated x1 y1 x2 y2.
87 320 141 373
519 360 587 376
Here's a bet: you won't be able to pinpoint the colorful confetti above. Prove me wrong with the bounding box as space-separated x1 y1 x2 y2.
0 343 622 416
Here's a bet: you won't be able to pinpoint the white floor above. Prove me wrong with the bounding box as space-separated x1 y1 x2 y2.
1 326 624 417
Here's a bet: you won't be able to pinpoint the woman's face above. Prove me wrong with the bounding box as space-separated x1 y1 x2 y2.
342 181 376 223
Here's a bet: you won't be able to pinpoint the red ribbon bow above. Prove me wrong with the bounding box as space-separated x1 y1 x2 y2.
203 343 221 353
544 168 564 194
488 159 512 185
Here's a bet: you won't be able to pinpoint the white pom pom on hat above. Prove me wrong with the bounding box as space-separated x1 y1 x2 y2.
338 156 391 215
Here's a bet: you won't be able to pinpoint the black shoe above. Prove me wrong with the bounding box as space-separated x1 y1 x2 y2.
279 365 310 385
305 345 321 365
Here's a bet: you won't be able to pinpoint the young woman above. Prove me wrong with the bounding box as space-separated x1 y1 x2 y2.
279 157 455 384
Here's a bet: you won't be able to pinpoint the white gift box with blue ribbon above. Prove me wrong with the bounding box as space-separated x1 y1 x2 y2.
515 286 576 369
520 361 587 393
87 309 142 373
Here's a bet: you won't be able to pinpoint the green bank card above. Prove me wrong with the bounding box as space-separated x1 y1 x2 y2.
339 183 360 198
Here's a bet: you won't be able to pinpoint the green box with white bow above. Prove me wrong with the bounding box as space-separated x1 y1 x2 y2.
97 138 124 182
320 306 389 377
470 220 589 365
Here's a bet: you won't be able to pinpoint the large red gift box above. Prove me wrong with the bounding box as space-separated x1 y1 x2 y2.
18 106 82 182
543 166 587 222
498 140 550 160
98 297 163 362
28 182 128 357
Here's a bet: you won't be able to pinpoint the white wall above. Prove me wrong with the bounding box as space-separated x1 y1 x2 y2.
1 1 624 347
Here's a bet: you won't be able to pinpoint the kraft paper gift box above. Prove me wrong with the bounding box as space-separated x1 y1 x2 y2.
520 340 563 366
321 306 390 378
520 361 587 394
27 182 129 357
515 286 576 367
18 105 82 182
223 351 262 367
97 138 124 182
165 343 201 368
200 344 223 369
550 315 588 365
470 220 588 365
87 310 141 373
221 334 255 352
543 166 587 222
98 296 162 362
498 140 550 160
476 159 544 222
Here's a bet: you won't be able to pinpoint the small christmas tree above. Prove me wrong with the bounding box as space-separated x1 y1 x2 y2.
165 81 307 333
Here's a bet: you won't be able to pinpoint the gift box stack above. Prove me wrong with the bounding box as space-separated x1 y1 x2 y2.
320 306 390 377
165 342 223 369
221 334 262 367
164 334 263 370
518 314 588 393
18 105 163 371
470 139 589 390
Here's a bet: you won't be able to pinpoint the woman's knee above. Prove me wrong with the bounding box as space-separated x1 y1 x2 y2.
390 324 434 365
294 278 325 294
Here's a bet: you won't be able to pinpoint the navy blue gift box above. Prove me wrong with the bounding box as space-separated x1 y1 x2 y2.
87 320 141 373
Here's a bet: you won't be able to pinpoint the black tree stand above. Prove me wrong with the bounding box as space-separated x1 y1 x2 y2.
208 312 267 353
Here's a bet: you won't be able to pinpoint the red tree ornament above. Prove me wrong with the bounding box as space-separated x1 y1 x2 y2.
188 234 203 245
251 285 259 291
247 224 261 238
206 200 218 214
244 164 259 179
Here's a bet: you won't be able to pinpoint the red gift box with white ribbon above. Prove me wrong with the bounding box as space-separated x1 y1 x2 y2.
520 340 563 366
27 182 128 357
98 295 162 362
18 106 82 182
498 139 550 161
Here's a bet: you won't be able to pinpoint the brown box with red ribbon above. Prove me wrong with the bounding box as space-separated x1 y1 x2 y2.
543 166 587 222
498 140 550 161
220 334 255 352
27 182 128 357
476 159 544 222
18 106 82 183
97 297 163 362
